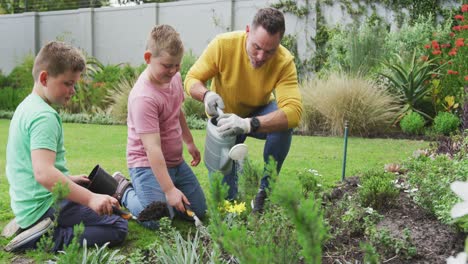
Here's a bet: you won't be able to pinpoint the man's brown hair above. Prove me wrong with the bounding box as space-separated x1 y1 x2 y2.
32 41 85 81
252 7 286 38
146 24 184 57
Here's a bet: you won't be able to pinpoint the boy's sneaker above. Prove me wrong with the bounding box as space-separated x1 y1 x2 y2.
1 218 20 238
4 217 54 252
251 189 267 214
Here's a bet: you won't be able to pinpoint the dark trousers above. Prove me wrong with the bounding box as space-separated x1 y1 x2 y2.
18 199 128 252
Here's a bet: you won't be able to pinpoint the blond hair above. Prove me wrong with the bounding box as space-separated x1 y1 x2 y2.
146 24 184 57
32 41 85 81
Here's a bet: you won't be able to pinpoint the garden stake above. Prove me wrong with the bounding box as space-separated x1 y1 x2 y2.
341 120 349 182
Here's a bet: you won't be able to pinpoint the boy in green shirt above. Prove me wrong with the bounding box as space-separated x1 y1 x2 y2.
4 41 128 252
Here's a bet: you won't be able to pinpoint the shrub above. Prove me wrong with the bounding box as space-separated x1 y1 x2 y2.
183 97 206 120
358 170 399 210
300 73 401 136
432 112 461 135
106 77 136 123
323 20 388 77
405 155 468 225
380 51 439 120
400 111 425 135
180 51 197 82
7 55 34 89
0 86 30 111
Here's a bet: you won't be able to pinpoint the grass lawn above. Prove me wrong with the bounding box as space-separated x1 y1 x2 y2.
0 119 429 261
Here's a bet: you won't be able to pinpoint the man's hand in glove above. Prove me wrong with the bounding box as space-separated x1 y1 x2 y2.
203 91 225 116
216 114 250 137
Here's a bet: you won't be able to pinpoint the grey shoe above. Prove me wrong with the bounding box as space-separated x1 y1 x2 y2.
251 189 267 214
1 218 20 238
4 217 54 252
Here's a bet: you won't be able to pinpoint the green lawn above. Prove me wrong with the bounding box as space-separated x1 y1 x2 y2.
0 119 429 260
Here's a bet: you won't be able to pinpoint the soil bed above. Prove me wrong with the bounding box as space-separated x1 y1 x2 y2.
323 177 465 264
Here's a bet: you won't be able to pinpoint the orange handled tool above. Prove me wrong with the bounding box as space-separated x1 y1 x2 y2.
112 206 137 220
184 204 203 228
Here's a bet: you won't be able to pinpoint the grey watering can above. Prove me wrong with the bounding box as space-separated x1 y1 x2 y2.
204 108 248 175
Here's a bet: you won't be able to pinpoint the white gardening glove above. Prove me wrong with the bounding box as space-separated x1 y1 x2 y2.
216 114 251 137
203 91 225 116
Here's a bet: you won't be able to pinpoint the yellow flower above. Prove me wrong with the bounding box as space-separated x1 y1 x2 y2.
220 200 247 215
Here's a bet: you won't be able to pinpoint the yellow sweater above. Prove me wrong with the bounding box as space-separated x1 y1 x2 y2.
184 31 303 128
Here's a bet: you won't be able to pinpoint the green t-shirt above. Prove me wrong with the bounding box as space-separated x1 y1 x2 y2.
6 93 69 228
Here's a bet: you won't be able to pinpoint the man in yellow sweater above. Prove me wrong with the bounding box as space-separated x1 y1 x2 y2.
184 7 302 213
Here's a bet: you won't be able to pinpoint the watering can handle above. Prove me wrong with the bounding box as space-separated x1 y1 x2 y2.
216 107 224 116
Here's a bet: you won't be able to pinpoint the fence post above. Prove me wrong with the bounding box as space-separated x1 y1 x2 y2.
341 120 349 182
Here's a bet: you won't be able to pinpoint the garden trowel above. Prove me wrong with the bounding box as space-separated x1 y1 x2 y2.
184 204 203 228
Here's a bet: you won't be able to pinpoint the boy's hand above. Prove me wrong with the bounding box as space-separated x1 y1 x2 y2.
165 187 189 213
187 143 201 166
70 174 90 186
88 193 119 215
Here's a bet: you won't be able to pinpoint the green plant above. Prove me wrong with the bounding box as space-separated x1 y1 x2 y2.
360 242 380 264
7 55 34 89
182 97 205 120
358 170 399 210
380 50 440 121
367 227 417 260
238 159 264 201
106 77 136 123
400 111 425 135
0 87 30 111
421 4 468 113
405 155 468 225
432 111 461 135
154 230 215 264
180 51 197 82
297 168 323 199
300 73 401 136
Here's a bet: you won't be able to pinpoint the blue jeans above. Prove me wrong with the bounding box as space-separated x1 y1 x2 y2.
222 101 293 199
122 161 207 229
16 200 128 252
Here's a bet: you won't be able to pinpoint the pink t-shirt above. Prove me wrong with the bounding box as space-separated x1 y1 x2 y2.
127 70 184 168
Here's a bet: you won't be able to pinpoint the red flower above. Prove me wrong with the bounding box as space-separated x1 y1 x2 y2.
424 44 430 49
463 25 468 30
465 76 468 81
448 61 453 65
455 14 464 21
453 25 462 31
462 4 468 12
420 55 429 61
432 50 442 55
432 40 440 49
448 48 458 56
450 32 456 37
455 38 465 47
448 70 459 75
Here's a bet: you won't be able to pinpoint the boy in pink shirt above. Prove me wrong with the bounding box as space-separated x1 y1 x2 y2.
118 25 206 229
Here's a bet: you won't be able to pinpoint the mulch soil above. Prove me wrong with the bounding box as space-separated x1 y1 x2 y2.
322 177 465 264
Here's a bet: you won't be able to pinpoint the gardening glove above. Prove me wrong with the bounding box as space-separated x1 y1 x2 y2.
203 91 225 116
216 114 250 137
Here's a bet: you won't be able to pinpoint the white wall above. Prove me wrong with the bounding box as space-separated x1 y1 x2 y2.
0 0 319 74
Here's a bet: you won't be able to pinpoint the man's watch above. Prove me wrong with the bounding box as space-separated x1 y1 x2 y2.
250 117 260 132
